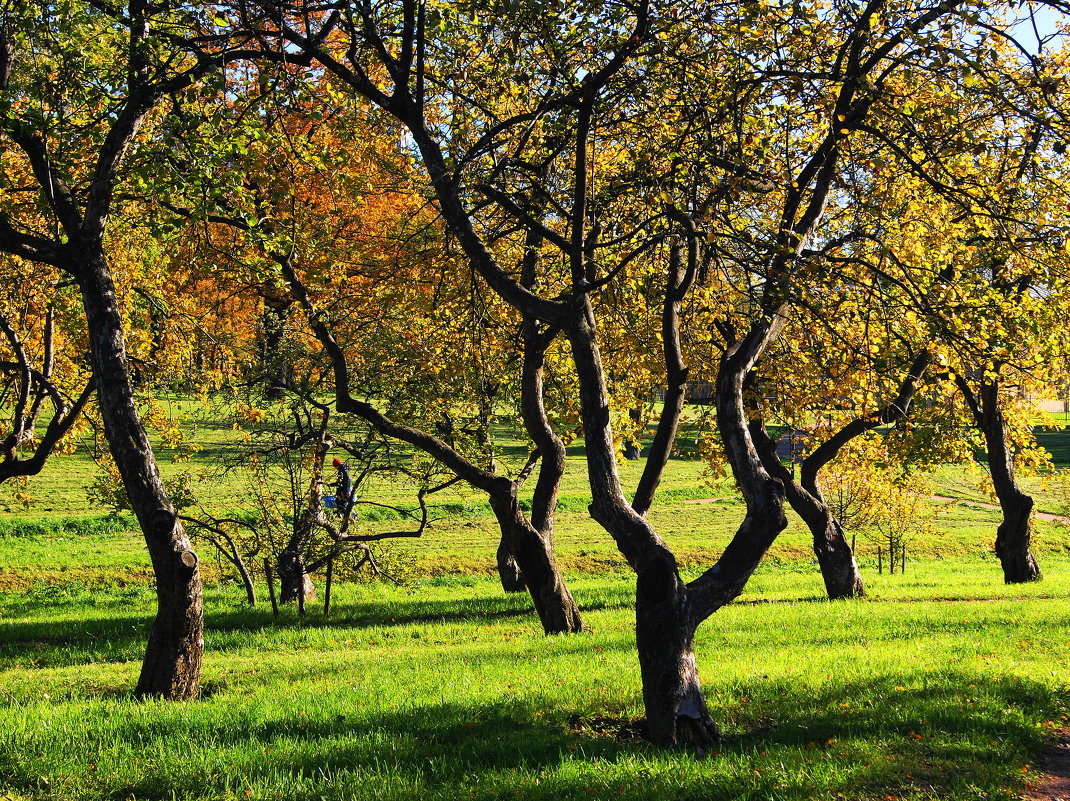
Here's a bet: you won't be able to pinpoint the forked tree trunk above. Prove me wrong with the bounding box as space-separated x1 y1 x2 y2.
79 254 203 699
751 352 933 599
570 302 728 748
489 489 583 633
280 254 584 632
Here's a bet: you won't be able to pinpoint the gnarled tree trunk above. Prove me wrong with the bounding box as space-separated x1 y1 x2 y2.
958 376 1041 583
992 489 1040 583
280 254 583 632
750 352 933 599
490 487 583 633
635 561 715 748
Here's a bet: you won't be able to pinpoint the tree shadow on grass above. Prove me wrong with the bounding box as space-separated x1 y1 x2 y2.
2 673 1056 801
718 671 1056 799
0 586 619 669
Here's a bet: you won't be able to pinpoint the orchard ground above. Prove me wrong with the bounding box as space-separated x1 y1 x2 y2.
1 412 1069 800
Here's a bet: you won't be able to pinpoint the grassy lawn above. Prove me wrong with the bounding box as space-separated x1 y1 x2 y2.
1 559 1068 800
3 408 1070 799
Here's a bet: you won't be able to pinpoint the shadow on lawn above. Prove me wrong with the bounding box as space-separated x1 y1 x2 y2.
2 674 1054 801
0 586 618 668
0 586 944 671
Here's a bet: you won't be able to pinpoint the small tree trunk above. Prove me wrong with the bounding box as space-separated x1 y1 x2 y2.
237 556 256 606
489 491 583 633
323 558 334 617
265 558 279 618
277 547 316 604
496 537 527 593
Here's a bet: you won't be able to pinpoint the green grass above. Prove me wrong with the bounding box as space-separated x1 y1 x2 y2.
1 560 1068 801
7 395 1070 572
4 408 1070 798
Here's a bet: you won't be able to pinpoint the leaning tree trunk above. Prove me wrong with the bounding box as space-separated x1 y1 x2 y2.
749 419 864 600
982 404 1041 583
798 498 864 599
489 488 584 633
78 254 203 699
966 380 1042 583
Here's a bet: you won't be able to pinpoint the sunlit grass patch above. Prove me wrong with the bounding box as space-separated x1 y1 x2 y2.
1 559 1068 800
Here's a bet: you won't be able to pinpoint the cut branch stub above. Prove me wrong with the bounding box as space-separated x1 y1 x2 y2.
178 550 198 573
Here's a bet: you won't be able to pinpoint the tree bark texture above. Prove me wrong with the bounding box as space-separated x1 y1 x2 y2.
489 489 583 633
496 539 527 592
981 400 1041 583
960 377 1042 583
635 559 718 749
78 255 203 699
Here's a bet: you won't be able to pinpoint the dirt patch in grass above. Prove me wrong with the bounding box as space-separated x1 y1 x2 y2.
1022 727 1070 801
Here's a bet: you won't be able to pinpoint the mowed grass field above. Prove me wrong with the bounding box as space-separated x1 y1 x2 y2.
2 407 1070 800
1 562 1068 801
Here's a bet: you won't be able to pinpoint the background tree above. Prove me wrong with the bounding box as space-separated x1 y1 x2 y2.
151 63 587 632
839 30 1070 582
184 392 434 607
0 259 94 484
